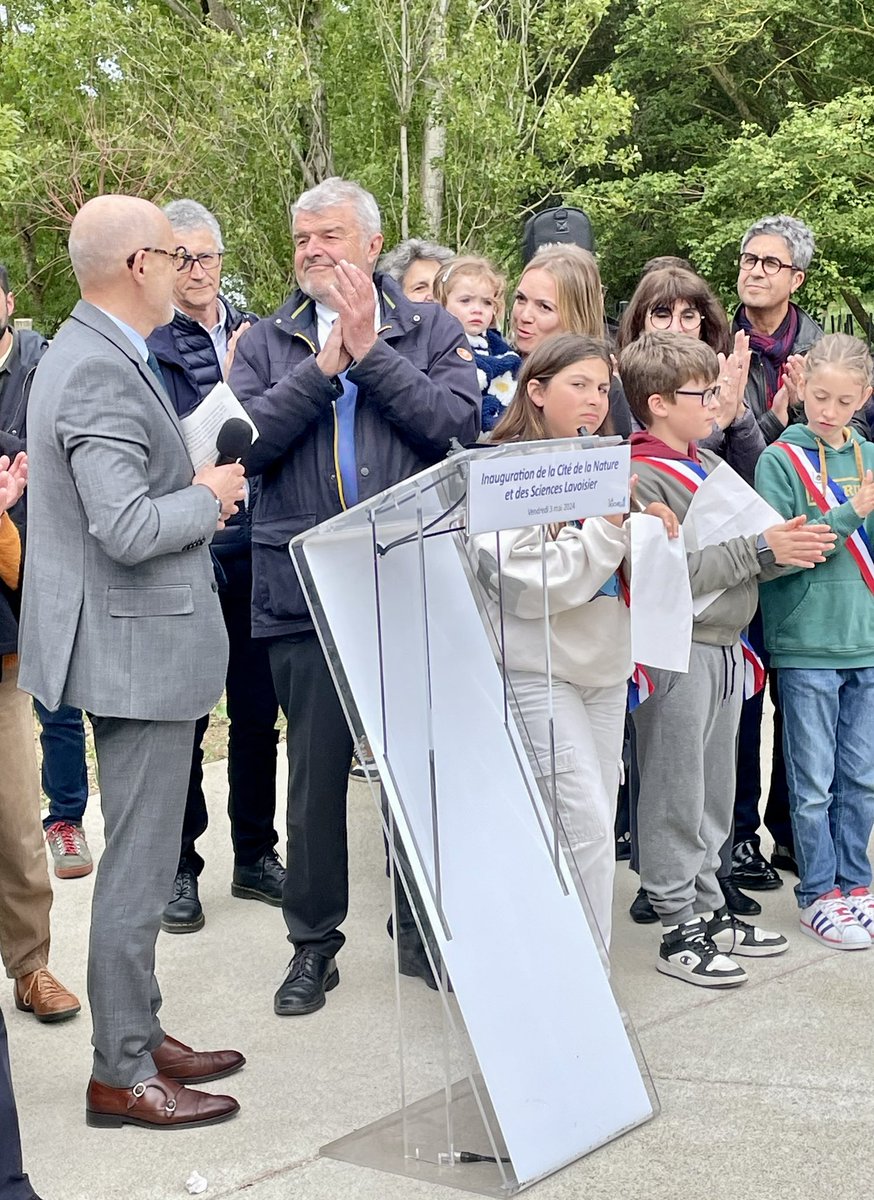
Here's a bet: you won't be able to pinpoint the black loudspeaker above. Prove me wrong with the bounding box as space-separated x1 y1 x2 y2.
523 207 594 264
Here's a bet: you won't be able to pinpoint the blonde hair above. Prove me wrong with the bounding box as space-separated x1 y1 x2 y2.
492 333 612 444
512 244 605 342
804 333 874 388
433 255 506 324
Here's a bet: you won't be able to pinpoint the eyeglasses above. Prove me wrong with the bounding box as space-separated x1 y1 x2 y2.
675 386 721 406
178 251 223 274
648 305 703 332
126 246 189 271
738 252 798 276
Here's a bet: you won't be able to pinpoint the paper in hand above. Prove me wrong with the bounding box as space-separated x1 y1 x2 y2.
180 382 259 471
683 462 783 615
630 514 693 673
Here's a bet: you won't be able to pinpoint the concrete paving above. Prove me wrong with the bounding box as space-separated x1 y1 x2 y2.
10 754 874 1200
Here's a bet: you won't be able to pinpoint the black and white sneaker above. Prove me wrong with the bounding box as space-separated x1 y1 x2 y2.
706 906 789 958
657 917 748 988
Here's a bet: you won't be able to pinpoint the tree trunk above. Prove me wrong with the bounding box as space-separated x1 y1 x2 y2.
420 0 450 236
299 0 334 184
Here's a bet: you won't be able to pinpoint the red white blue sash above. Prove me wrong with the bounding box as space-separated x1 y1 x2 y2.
739 635 765 699
634 456 707 493
627 664 654 711
777 442 874 596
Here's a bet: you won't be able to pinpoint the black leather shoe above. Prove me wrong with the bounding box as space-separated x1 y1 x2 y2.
232 850 286 907
274 949 339 1016
629 886 659 924
730 838 783 891
162 866 204 934
771 843 799 876
719 877 762 917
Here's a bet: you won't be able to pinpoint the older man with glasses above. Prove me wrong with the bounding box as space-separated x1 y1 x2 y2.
728 215 825 915
732 214 823 445
148 200 283 937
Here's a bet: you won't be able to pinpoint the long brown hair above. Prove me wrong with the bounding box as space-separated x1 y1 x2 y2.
617 267 731 354
492 333 613 443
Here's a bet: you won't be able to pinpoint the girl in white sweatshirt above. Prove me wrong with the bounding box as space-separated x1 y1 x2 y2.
470 333 676 951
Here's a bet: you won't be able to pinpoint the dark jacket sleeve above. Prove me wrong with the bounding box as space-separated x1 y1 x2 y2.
228 330 341 475
348 316 481 453
700 407 766 486
0 430 25 458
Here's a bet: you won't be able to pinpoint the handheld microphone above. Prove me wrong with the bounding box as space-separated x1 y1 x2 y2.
215 418 253 467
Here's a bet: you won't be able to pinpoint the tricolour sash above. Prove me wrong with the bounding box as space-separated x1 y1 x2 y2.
776 441 874 596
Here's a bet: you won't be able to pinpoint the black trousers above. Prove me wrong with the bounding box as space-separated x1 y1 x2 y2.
269 632 353 959
0 1007 39 1200
179 544 280 873
732 612 793 851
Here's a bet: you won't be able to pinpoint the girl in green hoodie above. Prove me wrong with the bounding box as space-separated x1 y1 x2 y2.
756 333 874 950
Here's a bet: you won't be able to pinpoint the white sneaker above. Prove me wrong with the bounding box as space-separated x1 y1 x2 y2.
800 889 871 950
706 907 789 957
657 917 748 988
845 889 874 934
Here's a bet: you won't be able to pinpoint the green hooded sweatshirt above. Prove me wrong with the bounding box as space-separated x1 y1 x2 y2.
755 424 874 669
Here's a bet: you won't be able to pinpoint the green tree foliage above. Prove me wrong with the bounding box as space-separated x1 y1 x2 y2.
0 0 870 329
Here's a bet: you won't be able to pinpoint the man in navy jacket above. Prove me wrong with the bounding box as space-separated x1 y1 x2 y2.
229 177 480 1016
149 200 282 934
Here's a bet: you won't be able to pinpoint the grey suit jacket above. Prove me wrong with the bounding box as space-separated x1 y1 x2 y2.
19 301 228 720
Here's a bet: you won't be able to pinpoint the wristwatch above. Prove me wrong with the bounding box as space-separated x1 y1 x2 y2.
755 533 776 566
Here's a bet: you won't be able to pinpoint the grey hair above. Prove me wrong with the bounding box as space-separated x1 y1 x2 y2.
741 215 816 271
291 177 381 238
162 199 224 252
378 238 454 283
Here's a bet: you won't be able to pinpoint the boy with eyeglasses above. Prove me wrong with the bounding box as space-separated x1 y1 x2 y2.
620 332 836 988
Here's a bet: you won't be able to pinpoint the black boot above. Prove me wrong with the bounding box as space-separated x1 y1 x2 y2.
232 849 286 906
730 839 783 891
162 865 204 933
629 886 659 924
719 877 762 917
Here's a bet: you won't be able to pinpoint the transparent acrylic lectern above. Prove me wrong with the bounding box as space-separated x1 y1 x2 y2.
290 438 659 1196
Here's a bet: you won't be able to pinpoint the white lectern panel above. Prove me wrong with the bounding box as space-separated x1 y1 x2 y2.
296 489 653 1187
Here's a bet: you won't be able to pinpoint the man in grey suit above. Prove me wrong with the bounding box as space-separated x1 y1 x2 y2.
19 195 247 1130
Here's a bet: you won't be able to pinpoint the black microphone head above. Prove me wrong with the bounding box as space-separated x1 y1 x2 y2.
215 418 253 465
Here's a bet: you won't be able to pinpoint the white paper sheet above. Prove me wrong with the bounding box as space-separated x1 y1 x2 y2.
630 513 693 672
683 461 783 615
179 381 259 471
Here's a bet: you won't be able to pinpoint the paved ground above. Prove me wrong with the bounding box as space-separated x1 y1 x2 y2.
10 753 874 1200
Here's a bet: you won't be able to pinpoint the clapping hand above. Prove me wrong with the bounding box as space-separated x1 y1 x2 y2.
762 515 836 567
223 322 251 379
715 331 752 428
851 470 874 519
0 452 27 514
329 260 377 363
315 316 353 378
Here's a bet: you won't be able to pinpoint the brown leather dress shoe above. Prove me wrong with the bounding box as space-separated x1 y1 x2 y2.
152 1034 246 1085
15 969 81 1023
85 1073 239 1129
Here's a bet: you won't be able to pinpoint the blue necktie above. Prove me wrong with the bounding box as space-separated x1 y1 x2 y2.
146 350 166 388
336 370 359 507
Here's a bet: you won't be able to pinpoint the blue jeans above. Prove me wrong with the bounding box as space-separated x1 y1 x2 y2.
33 699 88 828
778 666 874 908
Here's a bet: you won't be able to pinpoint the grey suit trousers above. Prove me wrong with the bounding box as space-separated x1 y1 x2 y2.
89 716 195 1088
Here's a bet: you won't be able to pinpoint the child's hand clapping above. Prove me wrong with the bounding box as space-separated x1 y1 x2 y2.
851 469 874 519
762 515 836 567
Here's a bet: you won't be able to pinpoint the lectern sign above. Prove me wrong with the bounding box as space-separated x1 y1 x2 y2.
467 444 631 535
